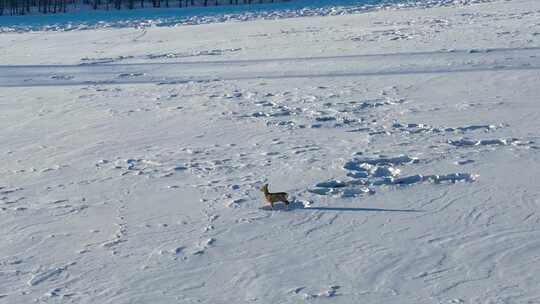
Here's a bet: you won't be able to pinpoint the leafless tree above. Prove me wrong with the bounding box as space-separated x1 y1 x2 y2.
0 0 288 15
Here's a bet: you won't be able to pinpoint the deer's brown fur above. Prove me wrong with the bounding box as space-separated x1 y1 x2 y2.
260 184 289 209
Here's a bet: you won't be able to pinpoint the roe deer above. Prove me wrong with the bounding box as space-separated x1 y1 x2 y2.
260 184 290 209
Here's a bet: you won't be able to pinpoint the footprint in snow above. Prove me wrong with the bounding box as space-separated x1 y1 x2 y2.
294 285 340 299
190 238 216 256
225 198 246 208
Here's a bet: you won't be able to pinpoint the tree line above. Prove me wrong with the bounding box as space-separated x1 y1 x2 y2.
0 0 288 16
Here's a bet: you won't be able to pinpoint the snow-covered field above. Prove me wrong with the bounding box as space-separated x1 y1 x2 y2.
1 0 540 303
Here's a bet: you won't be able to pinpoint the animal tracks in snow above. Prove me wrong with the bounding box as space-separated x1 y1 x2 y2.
291 285 341 299
95 158 192 179
2 3 540 303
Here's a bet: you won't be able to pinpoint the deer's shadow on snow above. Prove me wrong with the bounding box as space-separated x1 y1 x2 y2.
259 201 422 213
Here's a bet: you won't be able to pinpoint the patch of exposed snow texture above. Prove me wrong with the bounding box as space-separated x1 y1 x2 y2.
1 0 540 303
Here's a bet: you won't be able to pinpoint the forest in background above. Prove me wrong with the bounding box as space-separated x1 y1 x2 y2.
0 0 289 16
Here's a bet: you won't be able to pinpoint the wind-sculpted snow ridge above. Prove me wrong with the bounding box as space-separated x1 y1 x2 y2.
309 155 477 198
447 137 528 147
0 0 494 32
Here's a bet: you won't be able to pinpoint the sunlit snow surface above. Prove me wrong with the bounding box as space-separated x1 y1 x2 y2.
1 0 540 303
